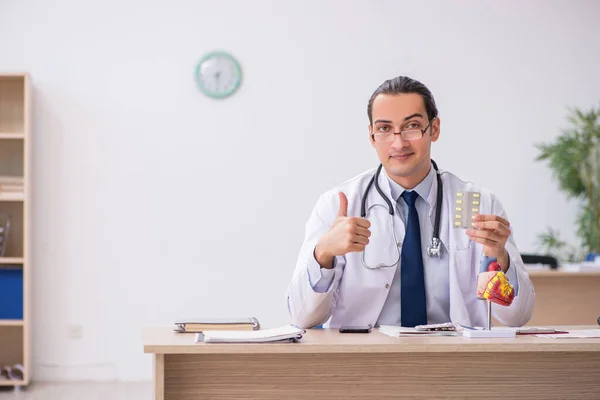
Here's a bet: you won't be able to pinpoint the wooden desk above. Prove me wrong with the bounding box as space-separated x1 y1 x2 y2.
143 326 600 400
526 269 600 326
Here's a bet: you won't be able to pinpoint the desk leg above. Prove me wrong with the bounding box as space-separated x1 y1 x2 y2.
154 354 164 400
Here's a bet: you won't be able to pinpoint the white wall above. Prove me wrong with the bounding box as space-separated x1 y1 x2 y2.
1 0 599 381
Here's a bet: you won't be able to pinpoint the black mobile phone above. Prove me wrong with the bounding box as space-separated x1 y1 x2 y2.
339 325 372 333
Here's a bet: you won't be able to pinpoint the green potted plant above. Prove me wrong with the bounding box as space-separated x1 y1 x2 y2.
535 105 600 262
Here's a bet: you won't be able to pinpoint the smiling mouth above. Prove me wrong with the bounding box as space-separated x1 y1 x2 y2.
390 153 414 160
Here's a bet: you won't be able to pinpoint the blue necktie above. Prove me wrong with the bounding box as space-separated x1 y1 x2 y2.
400 191 427 327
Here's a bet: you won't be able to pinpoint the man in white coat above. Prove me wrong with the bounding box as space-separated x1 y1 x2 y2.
286 76 535 329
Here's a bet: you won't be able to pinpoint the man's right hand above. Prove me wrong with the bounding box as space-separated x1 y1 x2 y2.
314 192 372 269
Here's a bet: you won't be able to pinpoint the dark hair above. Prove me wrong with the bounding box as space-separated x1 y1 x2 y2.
367 76 438 125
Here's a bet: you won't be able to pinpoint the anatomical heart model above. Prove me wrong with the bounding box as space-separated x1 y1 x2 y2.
477 259 515 306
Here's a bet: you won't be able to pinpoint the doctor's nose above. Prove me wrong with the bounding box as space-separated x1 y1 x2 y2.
390 133 411 149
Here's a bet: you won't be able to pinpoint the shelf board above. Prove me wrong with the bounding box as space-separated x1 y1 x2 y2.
0 192 23 201
0 72 28 78
0 320 24 326
0 133 24 140
0 380 25 386
0 257 24 264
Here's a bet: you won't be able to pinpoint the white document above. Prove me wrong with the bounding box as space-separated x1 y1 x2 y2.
537 329 600 339
196 325 305 343
463 329 516 338
378 325 461 337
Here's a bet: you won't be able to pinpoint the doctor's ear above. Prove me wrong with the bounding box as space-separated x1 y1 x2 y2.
430 118 441 142
368 125 376 146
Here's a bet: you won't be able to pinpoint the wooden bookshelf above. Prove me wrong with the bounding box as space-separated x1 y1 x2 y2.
0 73 30 389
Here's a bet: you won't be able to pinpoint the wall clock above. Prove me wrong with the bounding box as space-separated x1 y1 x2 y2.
195 51 242 99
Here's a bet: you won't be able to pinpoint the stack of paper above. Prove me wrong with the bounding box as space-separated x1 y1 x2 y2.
462 328 516 338
196 325 305 343
378 325 461 337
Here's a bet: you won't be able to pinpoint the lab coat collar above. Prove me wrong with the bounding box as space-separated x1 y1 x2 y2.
365 162 441 235
380 162 447 252
384 164 436 208
366 163 439 212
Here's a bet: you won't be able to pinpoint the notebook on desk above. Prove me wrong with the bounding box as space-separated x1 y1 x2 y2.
195 325 306 343
174 317 260 333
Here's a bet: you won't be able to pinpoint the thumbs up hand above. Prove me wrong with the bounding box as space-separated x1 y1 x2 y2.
337 191 349 218
314 192 372 269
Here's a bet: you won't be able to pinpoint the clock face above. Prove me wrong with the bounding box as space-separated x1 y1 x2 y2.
195 52 242 98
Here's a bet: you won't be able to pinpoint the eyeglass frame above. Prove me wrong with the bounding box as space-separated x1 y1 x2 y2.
371 116 437 142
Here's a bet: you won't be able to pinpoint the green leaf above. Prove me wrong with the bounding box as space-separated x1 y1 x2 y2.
535 104 600 256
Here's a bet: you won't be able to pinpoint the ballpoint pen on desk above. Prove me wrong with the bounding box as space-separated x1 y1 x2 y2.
458 324 482 331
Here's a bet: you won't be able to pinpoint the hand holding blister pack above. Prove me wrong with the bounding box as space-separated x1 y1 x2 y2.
453 191 516 337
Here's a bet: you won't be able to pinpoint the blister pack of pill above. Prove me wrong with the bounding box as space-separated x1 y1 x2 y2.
453 191 481 229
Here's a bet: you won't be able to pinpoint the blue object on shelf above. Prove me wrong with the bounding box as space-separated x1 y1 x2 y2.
585 253 600 262
0 268 23 319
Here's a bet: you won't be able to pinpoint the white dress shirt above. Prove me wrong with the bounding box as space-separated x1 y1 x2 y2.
376 165 451 325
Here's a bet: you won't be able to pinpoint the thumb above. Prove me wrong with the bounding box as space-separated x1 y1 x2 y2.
337 192 348 217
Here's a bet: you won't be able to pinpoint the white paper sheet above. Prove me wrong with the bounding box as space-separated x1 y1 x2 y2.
537 329 600 339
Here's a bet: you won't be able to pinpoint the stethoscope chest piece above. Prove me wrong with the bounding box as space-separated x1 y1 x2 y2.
427 237 442 257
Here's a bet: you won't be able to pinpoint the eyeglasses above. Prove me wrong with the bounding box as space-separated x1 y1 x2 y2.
372 117 437 142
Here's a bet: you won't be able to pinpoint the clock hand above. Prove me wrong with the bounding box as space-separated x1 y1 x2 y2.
215 71 221 89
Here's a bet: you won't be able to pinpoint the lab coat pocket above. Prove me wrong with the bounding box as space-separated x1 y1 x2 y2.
453 248 476 296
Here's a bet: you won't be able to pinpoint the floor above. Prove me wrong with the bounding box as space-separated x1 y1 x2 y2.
0 382 152 400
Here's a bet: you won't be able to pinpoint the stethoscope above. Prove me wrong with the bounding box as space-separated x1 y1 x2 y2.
360 159 443 269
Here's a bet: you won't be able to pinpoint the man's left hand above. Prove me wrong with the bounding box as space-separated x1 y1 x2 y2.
466 214 511 271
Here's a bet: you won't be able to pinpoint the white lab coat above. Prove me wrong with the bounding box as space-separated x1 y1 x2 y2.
286 166 535 329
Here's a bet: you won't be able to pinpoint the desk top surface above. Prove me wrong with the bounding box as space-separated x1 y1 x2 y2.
143 326 600 355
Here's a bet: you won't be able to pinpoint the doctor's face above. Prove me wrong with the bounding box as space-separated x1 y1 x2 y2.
368 93 440 188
